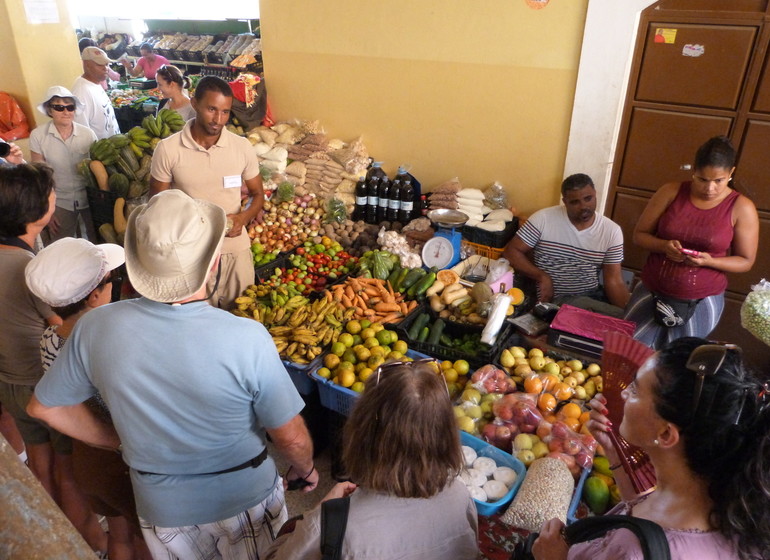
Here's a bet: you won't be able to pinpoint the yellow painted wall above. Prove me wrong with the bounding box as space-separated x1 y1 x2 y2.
261 0 588 214
0 0 82 155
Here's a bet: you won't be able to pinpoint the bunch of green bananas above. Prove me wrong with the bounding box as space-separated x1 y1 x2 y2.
89 139 118 166
128 127 151 158
157 108 185 133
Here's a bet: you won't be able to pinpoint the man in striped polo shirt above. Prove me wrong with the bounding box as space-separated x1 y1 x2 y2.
503 174 630 318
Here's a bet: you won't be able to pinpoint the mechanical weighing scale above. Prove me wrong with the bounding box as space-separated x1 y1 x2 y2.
421 209 469 270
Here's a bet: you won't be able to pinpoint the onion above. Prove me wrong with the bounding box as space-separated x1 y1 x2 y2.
302 195 313 203
285 218 292 225
294 196 302 205
310 219 319 226
303 217 311 225
300 202 307 208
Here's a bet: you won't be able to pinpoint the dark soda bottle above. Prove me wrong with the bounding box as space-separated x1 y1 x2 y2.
353 177 367 221
388 166 407 222
376 177 390 222
398 178 414 223
365 175 379 224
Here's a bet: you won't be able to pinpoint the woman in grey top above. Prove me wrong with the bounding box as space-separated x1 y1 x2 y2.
266 361 479 560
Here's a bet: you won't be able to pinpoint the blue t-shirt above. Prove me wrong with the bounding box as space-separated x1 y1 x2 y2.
35 298 304 526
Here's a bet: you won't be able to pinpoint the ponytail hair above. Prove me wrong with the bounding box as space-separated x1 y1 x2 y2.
156 64 190 90
653 337 770 560
694 135 736 172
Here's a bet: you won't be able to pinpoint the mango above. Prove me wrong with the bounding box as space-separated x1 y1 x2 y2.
583 475 610 514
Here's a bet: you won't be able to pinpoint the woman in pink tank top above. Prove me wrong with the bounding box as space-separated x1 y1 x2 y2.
624 136 759 349
531 338 770 560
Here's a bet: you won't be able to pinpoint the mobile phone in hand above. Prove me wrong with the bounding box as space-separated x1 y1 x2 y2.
680 248 700 257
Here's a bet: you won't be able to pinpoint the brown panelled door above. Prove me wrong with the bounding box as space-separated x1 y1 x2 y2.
607 1 770 366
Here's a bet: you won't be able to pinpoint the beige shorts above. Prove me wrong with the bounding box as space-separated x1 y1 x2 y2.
207 248 255 310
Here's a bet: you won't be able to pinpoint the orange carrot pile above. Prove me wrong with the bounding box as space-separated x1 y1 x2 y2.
330 277 419 324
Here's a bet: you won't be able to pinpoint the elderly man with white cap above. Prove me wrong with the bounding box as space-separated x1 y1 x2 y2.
72 47 120 139
28 190 318 560
30 86 98 242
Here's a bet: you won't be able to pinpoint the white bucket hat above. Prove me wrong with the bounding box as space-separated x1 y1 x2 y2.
37 86 84 116
124 190 226 303
25 238 125 307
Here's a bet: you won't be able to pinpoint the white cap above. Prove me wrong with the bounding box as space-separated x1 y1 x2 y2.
25 238 125 307
81 46 114 65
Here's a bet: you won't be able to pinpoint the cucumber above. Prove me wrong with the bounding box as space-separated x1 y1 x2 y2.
439 334 453 346
418 326 430 342
407 312 430 341
400 268 427 293
392 267 410 292
427 318 445 345
387 264 402 287
409 271 436 298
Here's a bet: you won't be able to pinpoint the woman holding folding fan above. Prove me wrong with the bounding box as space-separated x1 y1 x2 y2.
532 337 770 560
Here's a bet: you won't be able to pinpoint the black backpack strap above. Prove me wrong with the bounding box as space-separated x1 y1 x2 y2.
320 496 350 560
565 515 671 560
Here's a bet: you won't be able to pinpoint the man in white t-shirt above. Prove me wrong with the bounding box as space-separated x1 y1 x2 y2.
503 173 630 317
71 47 120 140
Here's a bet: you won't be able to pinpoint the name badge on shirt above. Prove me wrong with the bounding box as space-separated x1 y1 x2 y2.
223 175 242 189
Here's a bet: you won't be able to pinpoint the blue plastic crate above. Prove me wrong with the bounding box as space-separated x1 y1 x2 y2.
567 466 591 524
310 349 430 416
283 356 320 396
460 431 527 516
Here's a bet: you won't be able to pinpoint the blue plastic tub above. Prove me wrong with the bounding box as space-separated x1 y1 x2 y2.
283 355 321 396
567 466 591 524
460 431 527 516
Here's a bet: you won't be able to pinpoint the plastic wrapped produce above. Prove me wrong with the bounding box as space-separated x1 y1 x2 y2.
741 278 770 346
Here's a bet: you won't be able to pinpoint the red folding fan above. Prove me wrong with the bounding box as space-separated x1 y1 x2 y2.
601 331 657 494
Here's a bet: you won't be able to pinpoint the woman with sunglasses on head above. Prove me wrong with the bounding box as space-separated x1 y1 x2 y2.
533 337 770 560
624 136 759 350
155 65 195 122
266 360 479 560
29 86 98 243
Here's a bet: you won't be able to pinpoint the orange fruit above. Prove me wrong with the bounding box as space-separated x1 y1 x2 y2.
507 287 526 306
541 374 560 392
563 417 581 432
560 402 582 419
553 382 574 402
544 413 558 424
578 411 591 426
523 375 543 394
538 393 557 413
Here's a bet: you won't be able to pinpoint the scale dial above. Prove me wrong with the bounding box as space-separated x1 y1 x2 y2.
422 236 456 269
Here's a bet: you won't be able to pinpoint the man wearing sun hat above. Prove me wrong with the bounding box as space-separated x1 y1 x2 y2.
72 47 120 139
28 190 317 560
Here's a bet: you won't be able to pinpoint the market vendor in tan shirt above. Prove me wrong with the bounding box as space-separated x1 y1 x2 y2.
149 76 263 309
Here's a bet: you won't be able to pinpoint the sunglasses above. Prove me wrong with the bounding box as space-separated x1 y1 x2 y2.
374 358 450 397
51 104 76 112
685 343 741 420
98 270 123 288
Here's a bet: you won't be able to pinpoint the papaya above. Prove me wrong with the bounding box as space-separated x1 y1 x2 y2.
583 475 610 515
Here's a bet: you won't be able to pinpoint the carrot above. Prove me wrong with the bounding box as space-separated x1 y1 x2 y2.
325 290 333 302
399 302 409 315
407 300 418 312
374 302 401 313
358 291 369 302
356 295 368 309
344 285 355 301
340 294 353 308
349 277 363 293
363 308 376 316
364 286 380 298
378 312 403 324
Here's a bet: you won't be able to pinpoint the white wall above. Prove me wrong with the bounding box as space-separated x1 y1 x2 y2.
564 0 657 212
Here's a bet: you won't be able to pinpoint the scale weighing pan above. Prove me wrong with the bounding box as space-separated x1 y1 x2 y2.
427 209 469 228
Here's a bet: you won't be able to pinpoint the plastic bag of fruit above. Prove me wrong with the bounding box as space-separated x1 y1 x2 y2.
536 419 598 477
479 419 517 453
470 364 517 395
491 392 543 436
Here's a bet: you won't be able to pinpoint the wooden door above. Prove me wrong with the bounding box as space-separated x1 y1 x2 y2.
607 2 770 367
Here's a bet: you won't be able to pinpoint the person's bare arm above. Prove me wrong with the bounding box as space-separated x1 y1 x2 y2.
227 174 264 237
149 176 171 197
503 236 553 302
30 151 45 163
633 182 684 261
267 415 318 493
602 262 630 309
27 395 120 451
685 195 759 274
121 59 144 78
46 313 62 327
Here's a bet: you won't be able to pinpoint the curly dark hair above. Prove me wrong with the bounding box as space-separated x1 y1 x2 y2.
654 337 770 560
0 163 55 238
342 362 462 498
